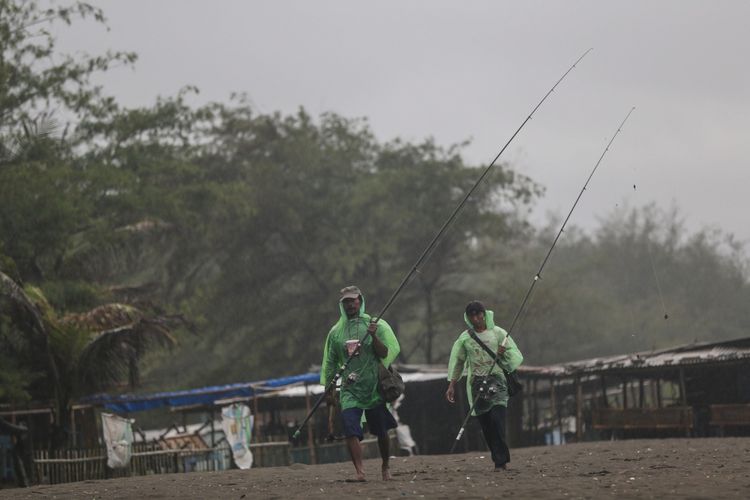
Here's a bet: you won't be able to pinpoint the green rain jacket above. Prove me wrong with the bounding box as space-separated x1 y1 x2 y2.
320 294 400 411
447 310 523 415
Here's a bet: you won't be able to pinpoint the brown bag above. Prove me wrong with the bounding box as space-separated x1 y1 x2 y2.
378 363 404 403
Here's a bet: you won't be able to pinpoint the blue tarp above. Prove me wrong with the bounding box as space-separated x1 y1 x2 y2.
83 372 321 413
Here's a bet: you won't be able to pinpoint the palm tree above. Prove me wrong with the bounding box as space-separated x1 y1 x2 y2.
1 270 179 448
0 271 62 410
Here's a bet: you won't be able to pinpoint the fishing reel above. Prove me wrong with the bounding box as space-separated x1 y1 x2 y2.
478 383 498 396
474 377 498 400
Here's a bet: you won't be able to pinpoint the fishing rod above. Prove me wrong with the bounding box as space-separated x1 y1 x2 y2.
292 49 592 441
449 106 636 453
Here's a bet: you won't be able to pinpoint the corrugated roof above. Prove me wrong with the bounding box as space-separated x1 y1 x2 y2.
521 336 750 377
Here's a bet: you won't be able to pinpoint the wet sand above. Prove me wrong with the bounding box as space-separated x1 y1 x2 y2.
4 437 749 499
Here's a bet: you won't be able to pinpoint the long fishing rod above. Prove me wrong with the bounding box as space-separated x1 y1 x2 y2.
449 106 636 453
292 49 592 441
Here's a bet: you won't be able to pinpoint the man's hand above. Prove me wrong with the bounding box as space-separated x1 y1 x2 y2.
367 322 378 336
497 345 506 356
445 381 456 403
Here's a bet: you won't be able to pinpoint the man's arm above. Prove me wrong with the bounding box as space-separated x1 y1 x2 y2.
445 337 466 403
498 329 523 372
368 322 388 359
320 330 337 386
445 379 458 403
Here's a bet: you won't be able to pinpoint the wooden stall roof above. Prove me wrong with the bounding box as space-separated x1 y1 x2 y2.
519 336 750 379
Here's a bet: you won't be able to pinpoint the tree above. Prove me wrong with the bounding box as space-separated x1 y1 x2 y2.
489 205 750 365
0 0 136 136
0 0 136 280
1 270 178 447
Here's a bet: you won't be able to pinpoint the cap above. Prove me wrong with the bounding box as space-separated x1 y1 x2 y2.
465 300 486 316
340 285 362 302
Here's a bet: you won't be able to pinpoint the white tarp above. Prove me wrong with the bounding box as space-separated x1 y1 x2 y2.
391 394 417 455
221 403 254 469
100 412 134 468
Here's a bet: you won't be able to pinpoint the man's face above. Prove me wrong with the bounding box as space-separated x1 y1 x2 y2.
468 311 486 330
342 297 361 317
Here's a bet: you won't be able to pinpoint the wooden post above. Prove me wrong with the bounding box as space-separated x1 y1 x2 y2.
600 375 608 408
253 391 260 440
549 378 557 443
638 378 645 408
656 378 662 408
14 435 29 486
525 383 533 437
575 375 582 440
556 380 563 441
531 378 538 444
678 368 687 405
209 408 216 471
679 368 690 437
70 408 77 448
210 409 215 447
622 378 628 409
304 383 317 465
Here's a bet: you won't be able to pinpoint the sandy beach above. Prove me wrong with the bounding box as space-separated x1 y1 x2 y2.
3 437 748 499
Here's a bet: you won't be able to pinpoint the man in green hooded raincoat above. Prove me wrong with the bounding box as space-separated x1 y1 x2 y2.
445 300 523 470
320 285 400 481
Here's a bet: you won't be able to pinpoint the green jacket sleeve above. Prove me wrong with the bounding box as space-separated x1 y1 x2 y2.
320 329 337 386
375 319 400 367
447 335 467 381
497 328 523 372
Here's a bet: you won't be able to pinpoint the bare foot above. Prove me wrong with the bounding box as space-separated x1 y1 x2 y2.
346 474 366 482
382 466 392 481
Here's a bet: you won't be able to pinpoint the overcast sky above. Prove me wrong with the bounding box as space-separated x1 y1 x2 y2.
54 1 750 244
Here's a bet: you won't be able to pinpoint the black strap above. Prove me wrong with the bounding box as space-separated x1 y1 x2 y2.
467 329 507 372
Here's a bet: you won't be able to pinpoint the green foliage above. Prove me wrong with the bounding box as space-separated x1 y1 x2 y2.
494 205 750 365
0 157 87 279
0 314 36 404
1 0 749 407
0 354 33 404
0 0 136 138
39 279 100 312
1 271 179 448
0 0 134 280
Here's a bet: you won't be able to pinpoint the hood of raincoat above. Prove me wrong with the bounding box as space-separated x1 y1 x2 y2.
335 293 371 329
464 309 496 332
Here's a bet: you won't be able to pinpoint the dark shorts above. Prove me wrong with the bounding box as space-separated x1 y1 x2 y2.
342 404 397 440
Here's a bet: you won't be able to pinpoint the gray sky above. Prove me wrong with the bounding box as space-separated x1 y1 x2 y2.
55 1 750 244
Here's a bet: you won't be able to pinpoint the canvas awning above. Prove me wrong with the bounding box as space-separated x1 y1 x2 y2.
83 372 321 413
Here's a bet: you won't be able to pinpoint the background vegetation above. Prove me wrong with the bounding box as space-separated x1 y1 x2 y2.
2 1 749 424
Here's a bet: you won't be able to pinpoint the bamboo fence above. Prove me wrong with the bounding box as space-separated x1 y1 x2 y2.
32 441 233 485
